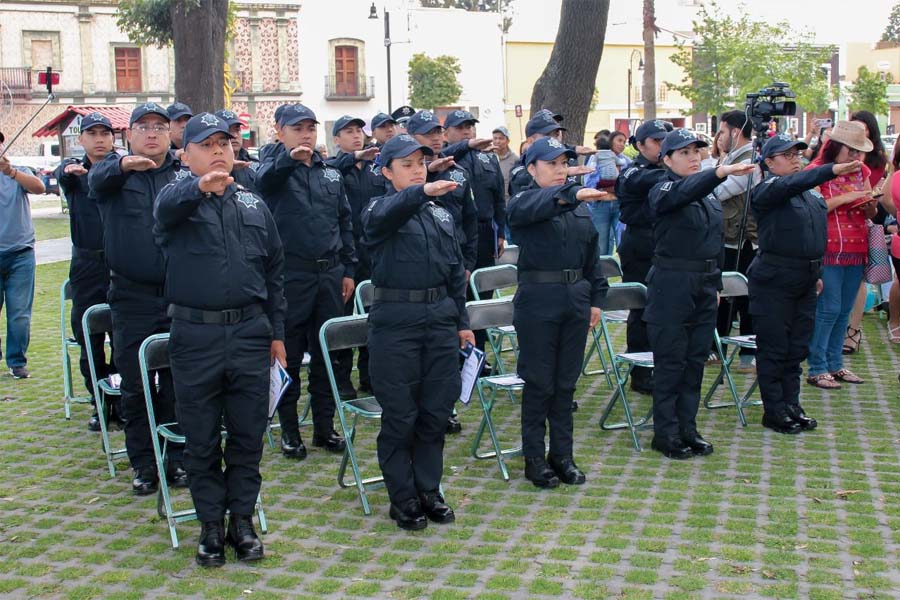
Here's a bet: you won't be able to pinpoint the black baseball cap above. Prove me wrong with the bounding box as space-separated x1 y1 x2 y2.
214 109 242 129
444 110 479 129
182 113 234 146
371 112 397 130
379 133 434 167
166 102 193 120
525 111 566 137
406 110 443 135
760 132 808 160
659 128 709 158
632 120 670 144
81 112 113 132
277 103 319 127
130 102 170 126
332 115 366 136
524 136 577 166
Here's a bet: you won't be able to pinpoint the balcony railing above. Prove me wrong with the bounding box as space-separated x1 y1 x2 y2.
324 75 375 100
632 84 670 104
0 67 34 99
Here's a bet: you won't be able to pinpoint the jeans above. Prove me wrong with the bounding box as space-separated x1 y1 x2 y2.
590 200 620 256
0 248 35 368
807 264 864 376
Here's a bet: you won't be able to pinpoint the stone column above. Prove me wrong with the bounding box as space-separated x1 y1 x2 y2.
276 16 290 91
249 15 263 93
77 6 95 95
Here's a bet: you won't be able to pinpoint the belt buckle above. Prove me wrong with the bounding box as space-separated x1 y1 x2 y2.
316 259 331 272
426 288 439 302
563 269 578 284
223 308 242 325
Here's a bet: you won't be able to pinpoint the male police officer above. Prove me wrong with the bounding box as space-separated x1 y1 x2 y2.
215 109 257 192
155 113 286 567
55 112 117 431
328 115 385 396
615 120 670 394
256 103 355 459
167 102 193 150
371 112 398 147
509 110 593 197
89 103 186 493
391 105 416 133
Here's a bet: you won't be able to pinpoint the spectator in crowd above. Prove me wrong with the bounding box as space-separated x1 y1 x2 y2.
805 121 876 389
0 131 46 379
492 126 518 201
585 133 621 255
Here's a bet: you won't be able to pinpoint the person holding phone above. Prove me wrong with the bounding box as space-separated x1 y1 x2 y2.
804 121 876 389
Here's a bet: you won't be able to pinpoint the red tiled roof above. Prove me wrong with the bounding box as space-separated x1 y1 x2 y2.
33 105 131 137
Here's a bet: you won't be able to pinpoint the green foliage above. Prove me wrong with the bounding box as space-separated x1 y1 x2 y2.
847 66 891 116
882 2 900 43
668 1 835 116
418 0 514 33
407 53 463 109
116 0 235 48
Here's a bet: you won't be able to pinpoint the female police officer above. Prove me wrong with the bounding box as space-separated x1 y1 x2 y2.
750 133 863 433
646 129 755 460
362 134 475 530
507 136 608 488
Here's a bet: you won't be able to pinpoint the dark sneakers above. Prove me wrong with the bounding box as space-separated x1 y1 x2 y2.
281 434 308 460
547 455 586 485
196 520 226 567
389 498 428 531
419 491 455 524
226 514 264 561
10 366 30 379
524 457 560 488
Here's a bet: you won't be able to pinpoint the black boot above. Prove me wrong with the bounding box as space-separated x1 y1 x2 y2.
419 491 455 524
196 520 226 567
226 514 264 561
281 433 308 460
524 457 560 488
132 466 159 495
786 405 817 431
446 415 462 435
389 498 428 531
87 410 101 432
547 455 586 485
650 436 693 460
166 460 189 488
312 429 346 453
762 412 803 434
680 431 714 456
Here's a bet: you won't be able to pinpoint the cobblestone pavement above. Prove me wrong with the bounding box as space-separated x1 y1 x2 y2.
2 261 900 599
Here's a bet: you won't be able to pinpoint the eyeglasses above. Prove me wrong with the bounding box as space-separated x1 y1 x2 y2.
774 150 801 160
133 124 170 134
847 148 863 156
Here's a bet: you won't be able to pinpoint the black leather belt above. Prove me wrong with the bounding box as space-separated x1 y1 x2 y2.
759 253 822 272
110 272 165 297
287 254 340 273
72 247 104 261
652 256 718 273
518 269 583 284
168 303 264 325
373 286 447 303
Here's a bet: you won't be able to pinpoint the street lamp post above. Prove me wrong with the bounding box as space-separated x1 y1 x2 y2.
369 2 392 112
627 49 644 133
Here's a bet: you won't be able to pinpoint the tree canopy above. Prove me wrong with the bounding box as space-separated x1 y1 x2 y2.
882 2 900 43
847 66 891 116
408 53 463 109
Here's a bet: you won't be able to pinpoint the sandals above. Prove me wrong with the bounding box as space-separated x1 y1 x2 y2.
831 369 864 384
890 325 900 344
806 373 842 390
842 326 862 354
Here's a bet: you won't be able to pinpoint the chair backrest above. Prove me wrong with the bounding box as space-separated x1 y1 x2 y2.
600 283 647 312
320 314 369 354
470 264 518 299
82 303 113 337
355 280 375 314
597 255 624 279
466 297 515 331
497 244 519 266
140 333 171 373
720 271 749 299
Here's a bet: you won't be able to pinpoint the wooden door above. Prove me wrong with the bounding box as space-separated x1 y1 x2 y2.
115 47 142 93
335 46 358 96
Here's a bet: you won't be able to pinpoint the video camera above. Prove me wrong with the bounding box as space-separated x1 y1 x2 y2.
745 82 796 133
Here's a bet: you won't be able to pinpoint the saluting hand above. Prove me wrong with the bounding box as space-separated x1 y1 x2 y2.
574 145 596 156
424 180 458 197
467 138 495 152
833 160 863 177
290 145 314 162
342 277 355 303
567 165 594 177
717 163 756 178
427 156 455 173
232 160 252 171
355 147 380 162
575 188 608 202
458 329 476 349
64 163 88 176
198 170 234 195
120 156 158 172
271 340 287 368
589 307 602 329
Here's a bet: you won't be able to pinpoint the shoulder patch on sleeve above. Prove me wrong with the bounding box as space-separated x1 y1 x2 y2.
623 167 638 180
660 181 673 192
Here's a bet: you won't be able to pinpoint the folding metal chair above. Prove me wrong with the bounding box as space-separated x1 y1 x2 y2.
580 256 626 382
597 283 654 451
355 279 374 315
61 279 92 418
497 244 519 266
318 314 383 515
265 351 311 449
138 333 267 549
469 264 519 373
465 297 525 481
703 271 759 427
82 303 128 477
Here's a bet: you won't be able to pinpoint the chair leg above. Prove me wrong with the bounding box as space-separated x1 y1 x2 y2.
96 390 117 478
598 363 649 451
470 384 518 481
265 421 276 450
255 493 268 534
719 346 747 427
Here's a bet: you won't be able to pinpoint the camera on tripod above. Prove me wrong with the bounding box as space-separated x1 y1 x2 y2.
745 82 796 132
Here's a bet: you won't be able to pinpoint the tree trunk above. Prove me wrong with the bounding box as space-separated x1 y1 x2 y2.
170 0 228 113
529 0 610 145
641 0 657 121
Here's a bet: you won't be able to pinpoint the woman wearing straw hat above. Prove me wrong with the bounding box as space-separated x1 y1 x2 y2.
804 120 877 389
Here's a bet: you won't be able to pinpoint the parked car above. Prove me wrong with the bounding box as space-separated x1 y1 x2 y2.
7 141 62 195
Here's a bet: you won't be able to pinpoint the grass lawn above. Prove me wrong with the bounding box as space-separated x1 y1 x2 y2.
32 215 71 242
1 261 900 599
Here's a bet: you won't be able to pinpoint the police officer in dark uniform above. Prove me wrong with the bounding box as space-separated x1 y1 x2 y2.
255 103 355 459
167 102 193 151
215 109 258 192
327 115 386 396
154 113 285 567
390 105 416 133
750 133 863 434
55 112 117 431
615 120 670 394
645 129 756 459
363 134 474 530
370 112 398 148
507 137 609 488
89 103 186 493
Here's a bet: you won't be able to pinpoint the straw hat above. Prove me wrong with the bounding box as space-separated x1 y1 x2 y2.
828 120 873 153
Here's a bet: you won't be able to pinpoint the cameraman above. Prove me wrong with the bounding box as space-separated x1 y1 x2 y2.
750 133 862 433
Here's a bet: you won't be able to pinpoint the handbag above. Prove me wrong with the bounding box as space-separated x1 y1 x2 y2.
865 220 893 284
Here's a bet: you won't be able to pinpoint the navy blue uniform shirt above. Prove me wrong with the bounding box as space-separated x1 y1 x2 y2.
616 155 666 228
55 156 104 250
648 168 726 262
